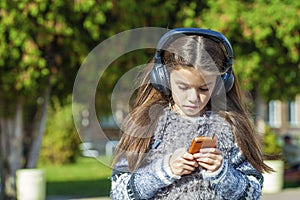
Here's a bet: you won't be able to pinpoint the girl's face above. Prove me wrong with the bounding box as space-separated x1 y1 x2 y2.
170 67 217 117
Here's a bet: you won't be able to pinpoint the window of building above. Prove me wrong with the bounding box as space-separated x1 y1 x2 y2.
267 100 282 128
288 100 299 127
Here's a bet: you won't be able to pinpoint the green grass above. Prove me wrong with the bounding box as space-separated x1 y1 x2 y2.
39 156 112 198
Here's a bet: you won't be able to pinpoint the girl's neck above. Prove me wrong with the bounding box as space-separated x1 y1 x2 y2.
171 104 206 120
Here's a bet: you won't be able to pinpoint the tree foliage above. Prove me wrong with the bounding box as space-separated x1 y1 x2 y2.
263 126 282 158
39 98 80 165
0 0 112 198
238 0 300 100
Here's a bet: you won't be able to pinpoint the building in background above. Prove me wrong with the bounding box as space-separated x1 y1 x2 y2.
267 95 300 141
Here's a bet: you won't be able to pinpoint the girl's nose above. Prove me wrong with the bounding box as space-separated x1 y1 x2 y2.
187 89 199 103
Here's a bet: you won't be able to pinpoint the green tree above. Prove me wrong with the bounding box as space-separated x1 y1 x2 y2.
0 0 112 199
40 98 80 165
263 126 282 158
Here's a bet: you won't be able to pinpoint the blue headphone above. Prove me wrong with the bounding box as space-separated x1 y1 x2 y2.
150 28 234 97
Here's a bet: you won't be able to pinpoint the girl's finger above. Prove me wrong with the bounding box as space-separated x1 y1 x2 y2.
183 159 199 167
182 165 197 172
198 162 217 172
182 152 195 160
197 157 214 164
199 148 221 154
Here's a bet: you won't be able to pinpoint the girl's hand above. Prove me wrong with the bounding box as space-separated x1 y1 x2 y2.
169 148 199 176
193 148 223 172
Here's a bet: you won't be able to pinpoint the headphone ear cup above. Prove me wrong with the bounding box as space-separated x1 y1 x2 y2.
213 70 234 96
222 70 234 92
150 64 171 97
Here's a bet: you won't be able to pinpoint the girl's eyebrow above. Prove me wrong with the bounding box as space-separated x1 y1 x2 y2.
200 82 213 87
175 81 189 85
176 80 213 87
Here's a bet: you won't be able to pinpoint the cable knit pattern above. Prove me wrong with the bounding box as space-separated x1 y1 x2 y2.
110 108 263 200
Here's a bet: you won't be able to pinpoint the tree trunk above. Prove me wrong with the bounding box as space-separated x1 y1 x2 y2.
26 86 51 168
0 99 23 200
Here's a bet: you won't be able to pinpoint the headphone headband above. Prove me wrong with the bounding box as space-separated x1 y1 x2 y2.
151 28 234 97
155 28 233 69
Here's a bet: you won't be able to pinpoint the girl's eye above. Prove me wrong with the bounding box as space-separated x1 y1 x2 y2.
178 86 188 90
199 87 209 91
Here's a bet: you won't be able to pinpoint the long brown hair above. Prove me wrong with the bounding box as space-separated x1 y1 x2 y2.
113 35 272 173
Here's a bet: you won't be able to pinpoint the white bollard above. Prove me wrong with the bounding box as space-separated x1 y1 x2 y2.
262 160 284 194
16 169 46 200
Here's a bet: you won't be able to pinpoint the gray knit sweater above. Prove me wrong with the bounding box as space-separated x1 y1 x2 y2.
111 108 263 200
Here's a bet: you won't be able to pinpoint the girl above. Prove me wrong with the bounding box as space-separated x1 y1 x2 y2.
110 28 272 200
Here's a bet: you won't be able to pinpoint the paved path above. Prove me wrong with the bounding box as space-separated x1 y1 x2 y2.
262 188 300 200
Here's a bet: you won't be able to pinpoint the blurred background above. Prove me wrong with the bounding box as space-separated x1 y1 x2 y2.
0 0 300 199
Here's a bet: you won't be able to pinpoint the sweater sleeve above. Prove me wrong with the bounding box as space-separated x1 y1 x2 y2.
110 154 181 200
202 148 263 200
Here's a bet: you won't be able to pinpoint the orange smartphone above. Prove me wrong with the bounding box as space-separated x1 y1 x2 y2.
188 136 217 154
